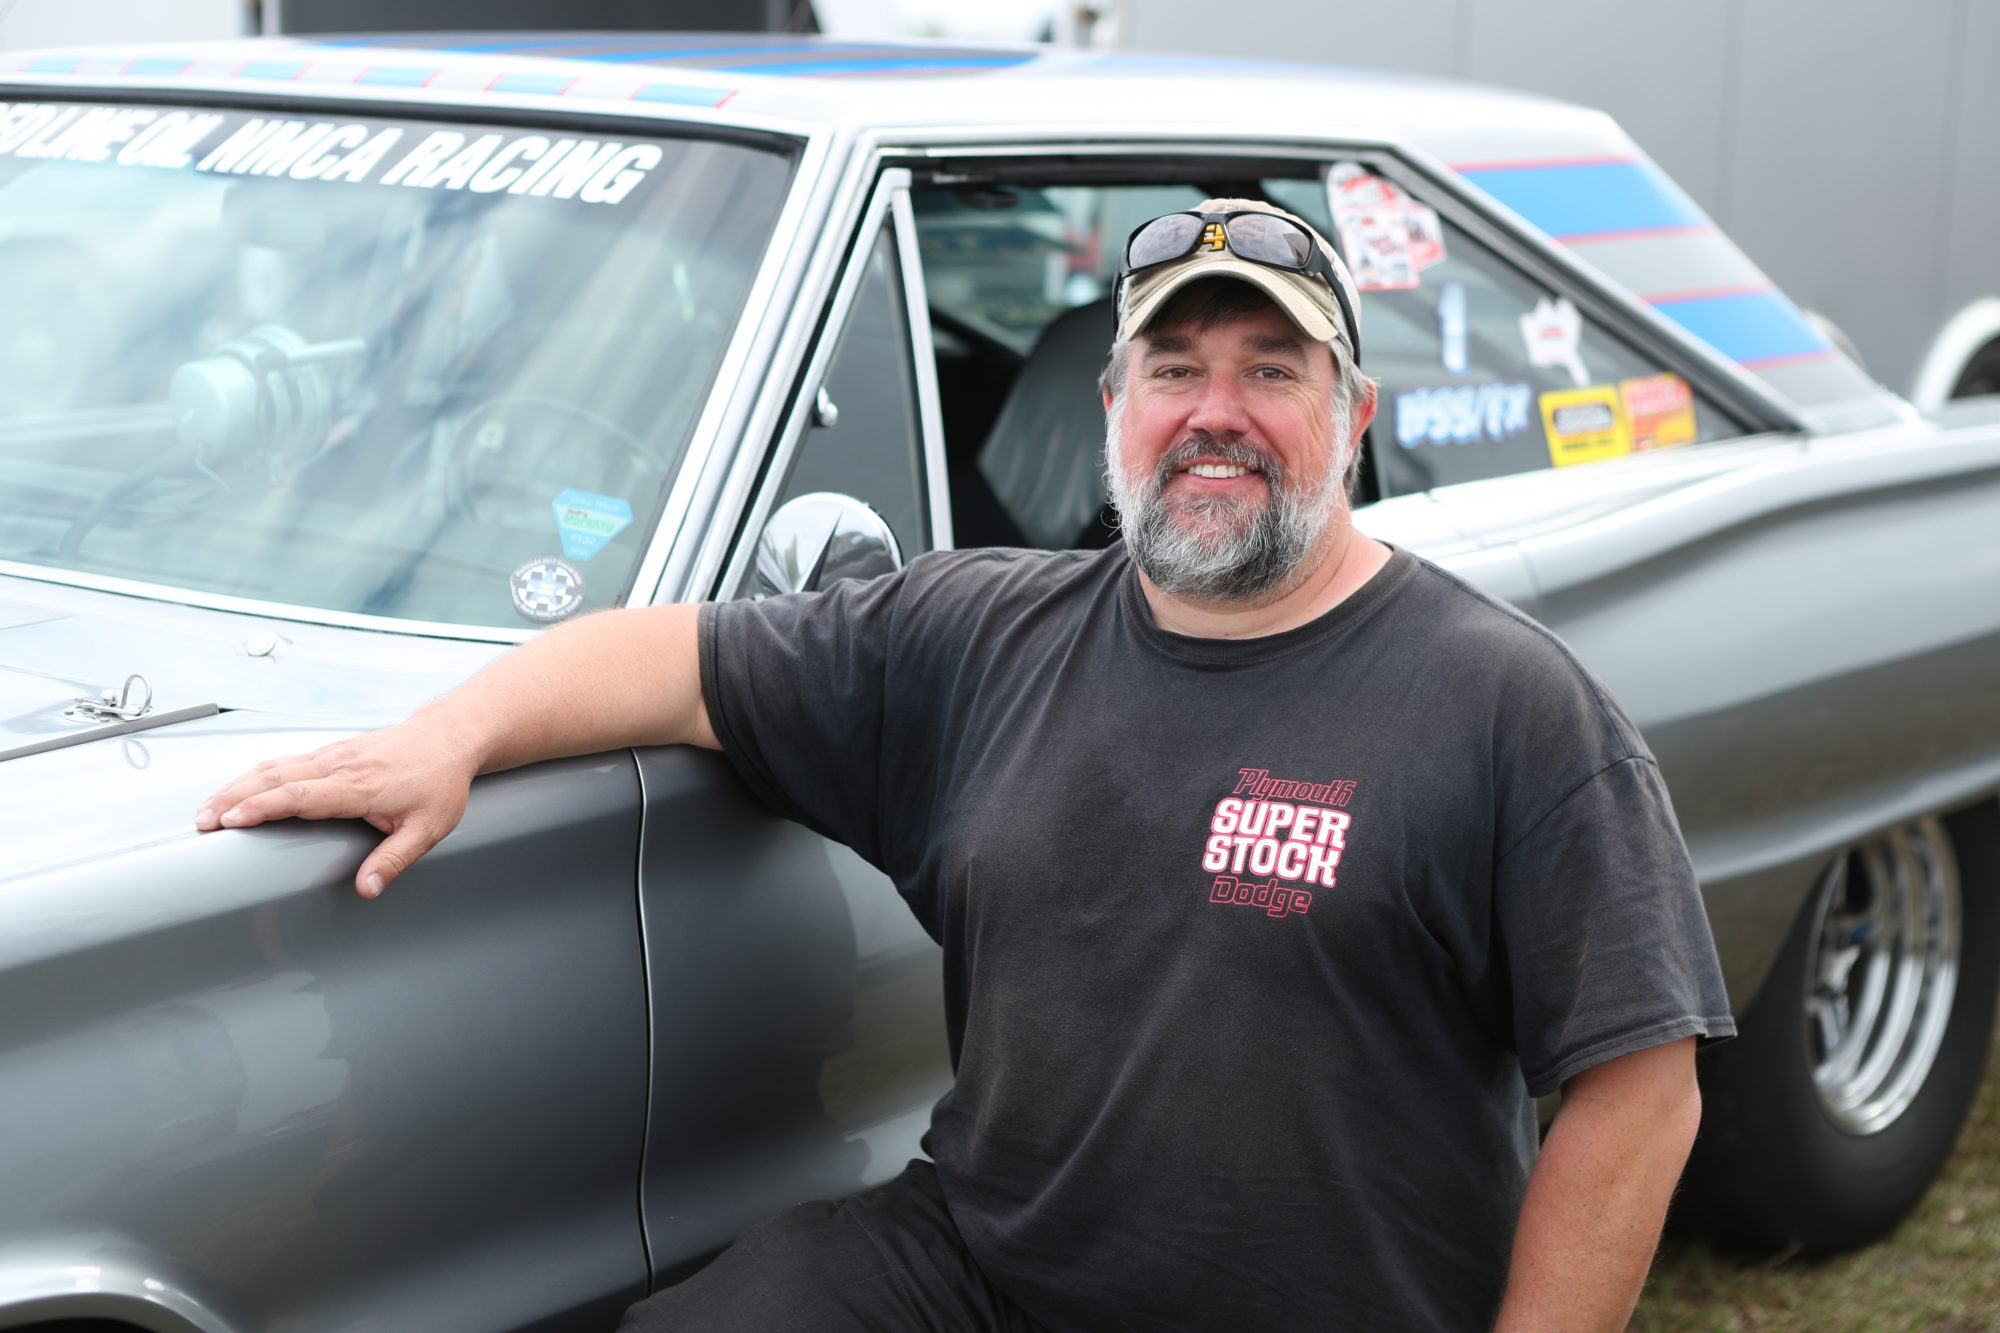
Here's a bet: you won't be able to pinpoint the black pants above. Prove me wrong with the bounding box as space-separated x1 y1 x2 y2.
619 1160 1047 1332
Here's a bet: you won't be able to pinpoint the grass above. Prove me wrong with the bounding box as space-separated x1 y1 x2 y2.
1632 1028 2000 1331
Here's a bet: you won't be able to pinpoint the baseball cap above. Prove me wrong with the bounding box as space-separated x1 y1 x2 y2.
1116 198 1361 362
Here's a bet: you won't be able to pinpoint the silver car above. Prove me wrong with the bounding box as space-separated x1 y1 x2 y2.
1 32 1996 1332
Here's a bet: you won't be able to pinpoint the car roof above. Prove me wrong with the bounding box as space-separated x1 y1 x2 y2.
0 32 1621 163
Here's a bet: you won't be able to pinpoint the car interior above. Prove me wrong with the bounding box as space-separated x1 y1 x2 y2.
907 161 1368 556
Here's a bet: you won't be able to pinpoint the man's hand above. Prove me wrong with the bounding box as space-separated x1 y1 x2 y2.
196 714 483 898
192 603 713 899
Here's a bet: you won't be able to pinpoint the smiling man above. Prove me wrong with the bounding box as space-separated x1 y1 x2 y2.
198 199 1734 1331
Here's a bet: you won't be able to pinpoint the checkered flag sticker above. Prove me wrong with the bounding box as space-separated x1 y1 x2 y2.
511 557 586 624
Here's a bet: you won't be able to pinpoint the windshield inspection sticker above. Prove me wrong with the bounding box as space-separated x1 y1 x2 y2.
511 557 587 624
1619 372 1698 451
1520 295 1589 387
0 102 663 206
1540 386 1632 467
1396 383 1533 448
551 489 633 561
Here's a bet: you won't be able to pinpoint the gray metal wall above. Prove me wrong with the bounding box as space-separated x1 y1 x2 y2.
1117 0 2000 397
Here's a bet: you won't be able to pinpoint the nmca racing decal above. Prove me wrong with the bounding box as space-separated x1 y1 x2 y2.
1200 767 1361 920
0 102 663 206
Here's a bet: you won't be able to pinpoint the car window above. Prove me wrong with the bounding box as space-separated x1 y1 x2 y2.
1324 164 1747 496
911 173 1337 550
770 221 929 562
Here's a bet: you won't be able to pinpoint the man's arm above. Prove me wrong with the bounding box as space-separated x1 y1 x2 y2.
1492 1036 1701 1332
194 604 716 898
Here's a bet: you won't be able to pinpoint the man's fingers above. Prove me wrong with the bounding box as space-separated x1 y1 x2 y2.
212 774 364 828
195 754 321 829
356 822 441 899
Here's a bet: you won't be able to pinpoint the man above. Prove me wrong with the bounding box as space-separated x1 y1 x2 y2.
198 199 1734 1330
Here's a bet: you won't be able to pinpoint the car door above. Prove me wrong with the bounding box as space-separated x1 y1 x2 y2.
631 168 954 1284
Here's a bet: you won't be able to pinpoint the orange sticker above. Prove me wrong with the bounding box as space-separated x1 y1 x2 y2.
1619 372 1697 451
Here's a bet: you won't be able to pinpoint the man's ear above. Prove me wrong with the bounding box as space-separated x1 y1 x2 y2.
1102 386 1115 413
1349 376 1379 445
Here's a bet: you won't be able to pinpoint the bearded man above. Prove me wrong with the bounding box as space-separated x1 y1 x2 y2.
198 200 1733 1331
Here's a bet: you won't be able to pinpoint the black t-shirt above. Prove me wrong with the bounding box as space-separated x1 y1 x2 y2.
699 543 1735 1332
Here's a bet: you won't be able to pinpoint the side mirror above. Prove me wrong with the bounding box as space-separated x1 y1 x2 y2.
749 492 903 599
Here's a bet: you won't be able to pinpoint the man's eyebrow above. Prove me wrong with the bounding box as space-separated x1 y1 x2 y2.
1244 333 1311 360
1138 331 1311 360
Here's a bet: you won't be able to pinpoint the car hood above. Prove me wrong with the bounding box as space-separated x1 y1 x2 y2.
0 577 505 886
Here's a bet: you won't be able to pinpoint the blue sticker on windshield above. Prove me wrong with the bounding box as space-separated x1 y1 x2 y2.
552 489 633 562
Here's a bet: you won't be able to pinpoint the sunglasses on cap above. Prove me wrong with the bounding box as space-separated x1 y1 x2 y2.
1117 209 1361 364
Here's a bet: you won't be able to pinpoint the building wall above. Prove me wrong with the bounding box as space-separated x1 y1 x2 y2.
1117 0 1999 396
0 0 247 51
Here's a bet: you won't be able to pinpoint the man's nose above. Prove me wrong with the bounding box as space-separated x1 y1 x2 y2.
1186 373 1254 436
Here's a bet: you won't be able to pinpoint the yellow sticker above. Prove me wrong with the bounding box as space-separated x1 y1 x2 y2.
1619 372 1698 451
1540 385 1632 467
1200 222 1227 252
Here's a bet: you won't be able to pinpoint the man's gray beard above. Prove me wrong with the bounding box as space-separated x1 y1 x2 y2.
1104 409 1350 605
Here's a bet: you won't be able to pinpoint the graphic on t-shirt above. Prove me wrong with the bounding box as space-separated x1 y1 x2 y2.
1201 767 1359 919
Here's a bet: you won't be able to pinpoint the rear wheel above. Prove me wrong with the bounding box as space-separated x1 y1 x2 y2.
1683 803 2000 1255
1949 340 2000 399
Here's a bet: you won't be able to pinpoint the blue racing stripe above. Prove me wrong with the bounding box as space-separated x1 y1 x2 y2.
1653 290 1830 365
355 66 435 87
237 60 306 80
25 56 82 73
713 54 1035 75
632 83 732 106
122 57 192 76
488 72 572 95
556 43 832 64
1457 160 1706 240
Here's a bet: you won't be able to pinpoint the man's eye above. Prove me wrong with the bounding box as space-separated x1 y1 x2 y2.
1255 365 1293 380
1155 366 1192 379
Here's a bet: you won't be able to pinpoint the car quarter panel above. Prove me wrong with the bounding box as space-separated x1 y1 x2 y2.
0 735 650 1333
1505 413 2000 1006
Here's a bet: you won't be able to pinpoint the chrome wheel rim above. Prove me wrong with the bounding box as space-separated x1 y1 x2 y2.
1804 817 1961 1135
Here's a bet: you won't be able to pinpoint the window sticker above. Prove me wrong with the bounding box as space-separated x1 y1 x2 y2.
551 489 634 561
1540 386 1632 467
511 556 587 623
0 102 664 206
1396 383 1533 449
1330 163 1446 293
1519 295 1589 387
1438 280 1469 375
1618 372 1698 451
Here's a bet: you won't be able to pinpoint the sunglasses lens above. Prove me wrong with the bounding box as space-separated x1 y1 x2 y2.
1225 213 1312 267
1126 214 1203 268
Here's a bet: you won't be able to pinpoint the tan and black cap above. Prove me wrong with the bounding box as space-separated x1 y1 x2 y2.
1116 197 1361 363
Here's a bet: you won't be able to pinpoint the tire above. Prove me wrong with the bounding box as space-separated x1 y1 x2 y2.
1949 340 2000 399
1681 802 2000 1255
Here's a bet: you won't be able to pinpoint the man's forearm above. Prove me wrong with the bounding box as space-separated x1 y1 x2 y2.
423 603 717 774
1493 1038 1701 1332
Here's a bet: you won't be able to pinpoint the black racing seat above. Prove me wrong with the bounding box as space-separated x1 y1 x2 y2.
975 298 1117 550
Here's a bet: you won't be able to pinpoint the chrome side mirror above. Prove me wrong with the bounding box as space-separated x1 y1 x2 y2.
749 492 903 599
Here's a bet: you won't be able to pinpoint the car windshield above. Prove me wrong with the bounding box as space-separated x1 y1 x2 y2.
0 101 793 631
